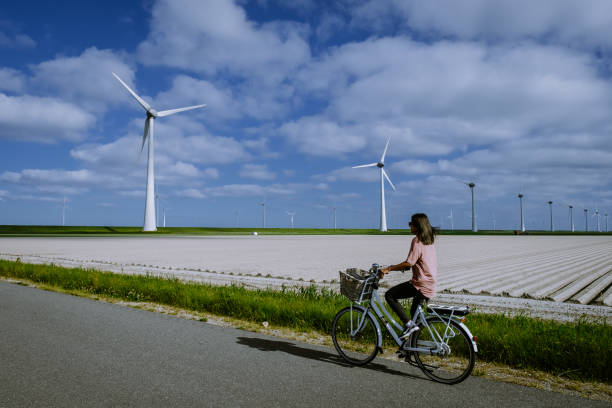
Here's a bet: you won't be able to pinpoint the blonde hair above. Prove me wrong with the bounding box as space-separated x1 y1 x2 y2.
411 213 435 245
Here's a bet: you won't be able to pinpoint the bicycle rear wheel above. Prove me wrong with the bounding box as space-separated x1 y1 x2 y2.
412 316 475 384
331 306 379 366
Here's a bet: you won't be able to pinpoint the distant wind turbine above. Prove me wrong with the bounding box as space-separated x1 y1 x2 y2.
112 72 206 231
460 181 477 232
593 209 601 232
260 201 266 228
62 196 67 227
163 207 169 228
332 207 337 230
584 208 588 231
518 193 525 232
352 137 396 232
548 201 553 232
568 205 574 232
447 209 454 231
286 211 295 229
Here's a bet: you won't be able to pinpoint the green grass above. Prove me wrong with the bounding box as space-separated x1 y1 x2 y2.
1 224 611 236
1 259 610 382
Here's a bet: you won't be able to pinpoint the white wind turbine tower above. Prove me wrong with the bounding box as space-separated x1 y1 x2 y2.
460 181 477 232
548 201 554 232
447 209 454 231
593 209 601 232
518 193 525 232
112 72 206 231
286 211 295 229
61 196 67 227
260 201 266 228
352 137 396 232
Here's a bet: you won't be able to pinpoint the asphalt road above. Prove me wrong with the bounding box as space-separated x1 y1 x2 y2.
0 281 607 407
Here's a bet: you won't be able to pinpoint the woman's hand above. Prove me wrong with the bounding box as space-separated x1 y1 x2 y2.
378 267 389 279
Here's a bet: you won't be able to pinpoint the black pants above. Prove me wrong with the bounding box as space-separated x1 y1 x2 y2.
384 281 428 325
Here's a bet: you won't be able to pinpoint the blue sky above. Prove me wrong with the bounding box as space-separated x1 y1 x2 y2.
1 0 611 230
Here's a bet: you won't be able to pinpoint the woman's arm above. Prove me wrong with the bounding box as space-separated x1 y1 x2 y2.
379 261 411 276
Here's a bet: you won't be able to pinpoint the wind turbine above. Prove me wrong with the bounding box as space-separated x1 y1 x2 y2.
334 207 338 229
568 205 574 232
163 207 169 228
593 209 601 232
447 209 454 231
352 137 396 232
518 193 525 232
286 211 295 229
260 201 266 228
548 201 553 232
61 196 67 227
584 208 588 231
112 72 206 231
605 212 609 232
461 181 477 232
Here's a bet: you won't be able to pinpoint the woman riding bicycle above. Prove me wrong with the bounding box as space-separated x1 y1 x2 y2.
379 213 437 339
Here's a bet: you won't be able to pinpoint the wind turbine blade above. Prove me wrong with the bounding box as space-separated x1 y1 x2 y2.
380 137 390 163
112 72 152 112
139 117 150 159
382 168 396 191
352 163 378 169
157 104 207 117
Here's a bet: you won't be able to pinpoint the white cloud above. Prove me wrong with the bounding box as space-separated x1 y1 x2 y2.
392 160 438 176
239 164 276 180
0 68 26 93
0 31 36 48
71 119 248 171
206 183 295 197
2 168 105 186
350 0 612 49
289 36 612 174
119 190 145 198
138 0 310 80
29 47 135 112
325 192 361 201
9 194 63 203
154 75 239 121
280 118 367 157
0 93 95 142
175 188 206 199
137 0 311 120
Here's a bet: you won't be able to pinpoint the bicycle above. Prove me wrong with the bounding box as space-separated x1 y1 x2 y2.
331 264 477 384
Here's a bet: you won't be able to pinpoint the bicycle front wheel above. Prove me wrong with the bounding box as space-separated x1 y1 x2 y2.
331 306 380 366
412 316 475 384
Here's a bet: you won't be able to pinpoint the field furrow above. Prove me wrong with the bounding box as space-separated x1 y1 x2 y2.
1 235 611 307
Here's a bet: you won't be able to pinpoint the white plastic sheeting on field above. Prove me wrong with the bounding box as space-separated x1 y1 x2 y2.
1 235 611 306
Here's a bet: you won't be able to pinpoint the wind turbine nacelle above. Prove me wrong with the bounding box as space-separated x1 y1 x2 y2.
148 109 158 117
377 162 384 168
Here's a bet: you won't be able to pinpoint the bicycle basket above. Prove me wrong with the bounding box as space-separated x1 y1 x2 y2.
339 268 371 302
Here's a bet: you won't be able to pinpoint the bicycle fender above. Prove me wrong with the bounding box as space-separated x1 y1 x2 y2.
455 320 478 353
350 304 384 350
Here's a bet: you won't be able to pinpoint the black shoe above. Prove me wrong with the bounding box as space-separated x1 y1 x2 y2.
400 322 419 339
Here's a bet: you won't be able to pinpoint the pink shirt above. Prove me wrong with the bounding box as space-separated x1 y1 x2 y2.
406 237 437 299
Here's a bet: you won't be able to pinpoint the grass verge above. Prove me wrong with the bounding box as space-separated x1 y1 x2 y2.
1 258 610 384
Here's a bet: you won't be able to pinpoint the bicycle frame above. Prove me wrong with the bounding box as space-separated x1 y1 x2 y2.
349 274 477 355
